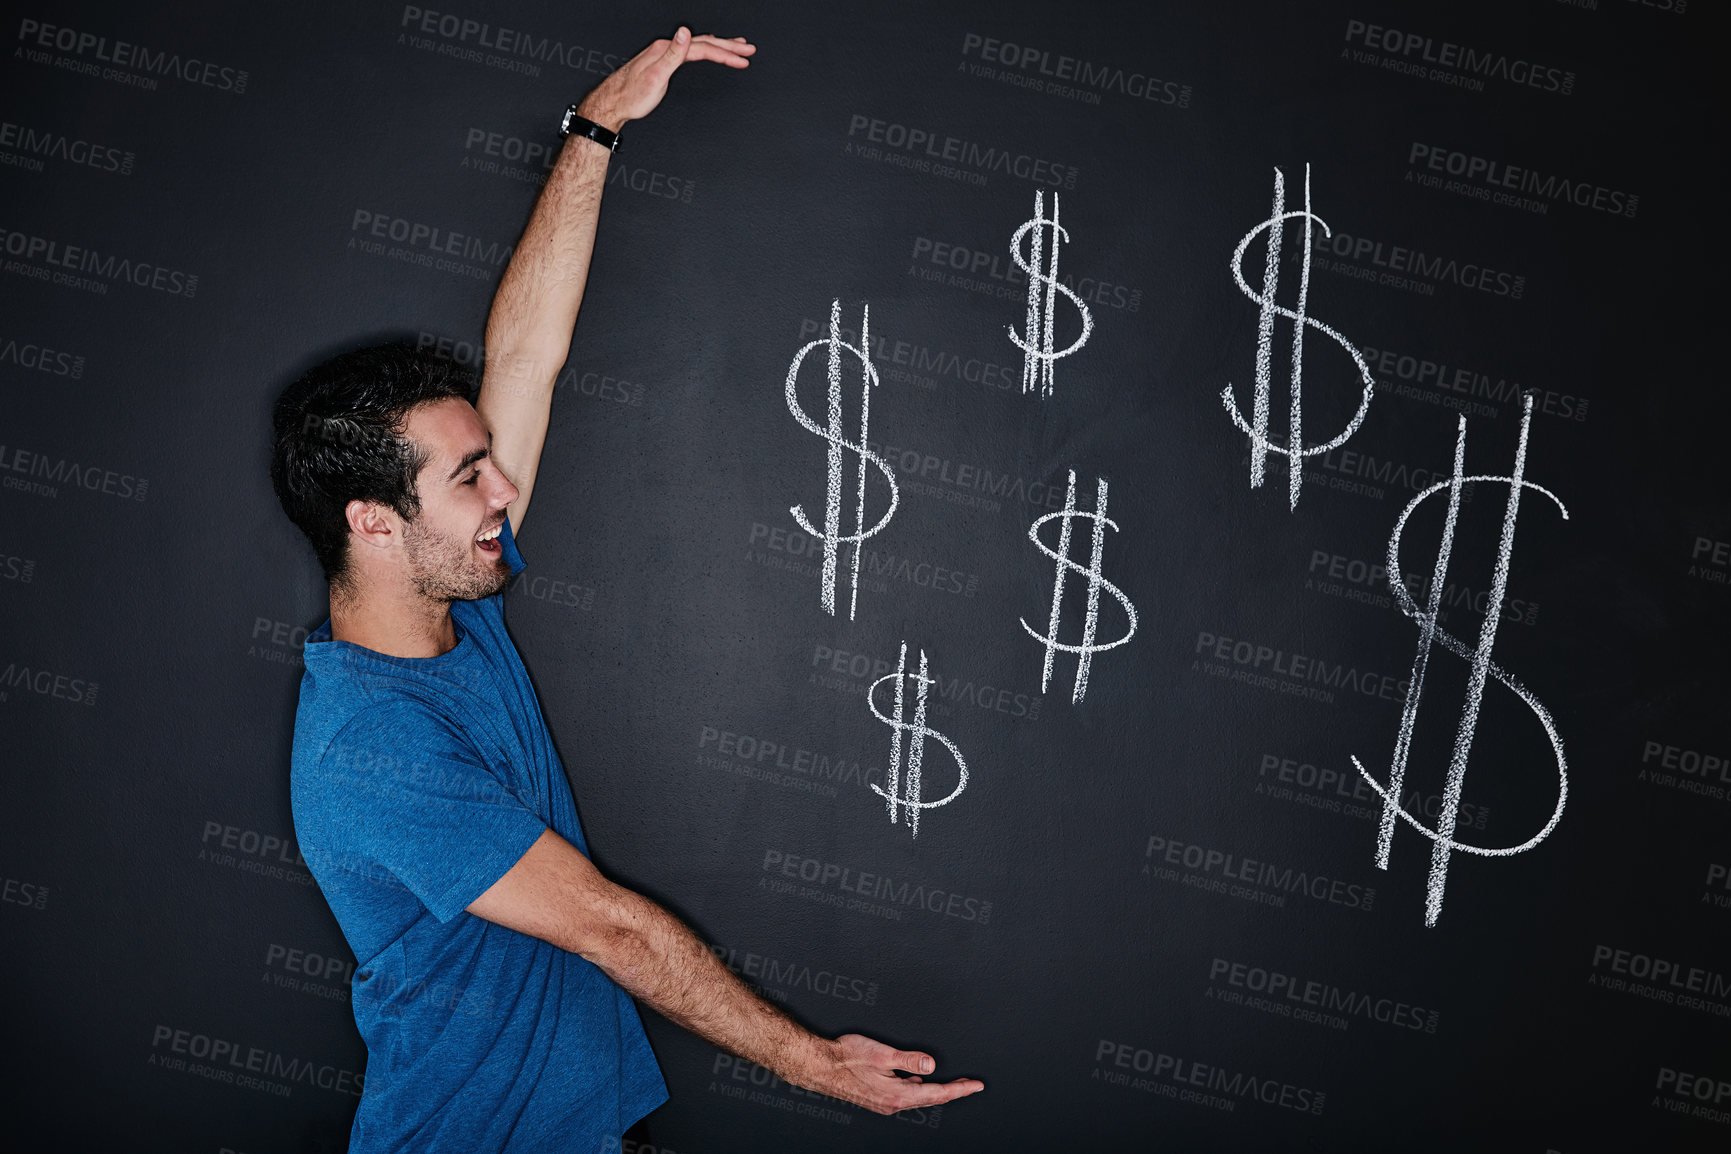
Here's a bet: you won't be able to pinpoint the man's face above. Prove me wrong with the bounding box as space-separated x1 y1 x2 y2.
397 397 519 602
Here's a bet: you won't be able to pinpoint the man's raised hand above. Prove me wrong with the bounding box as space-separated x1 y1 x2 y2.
579 28 754 131
814 1033 985 1116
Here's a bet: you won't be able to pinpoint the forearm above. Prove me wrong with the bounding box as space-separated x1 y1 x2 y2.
581 881 839 1092
480 104 615 406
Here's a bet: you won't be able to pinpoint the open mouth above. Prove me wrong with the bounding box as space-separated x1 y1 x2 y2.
476 520 504 555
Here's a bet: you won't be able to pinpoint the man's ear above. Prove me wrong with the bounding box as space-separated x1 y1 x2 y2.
344 499 400 554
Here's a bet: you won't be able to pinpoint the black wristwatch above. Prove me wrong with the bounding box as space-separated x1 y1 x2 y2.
560 105 620 152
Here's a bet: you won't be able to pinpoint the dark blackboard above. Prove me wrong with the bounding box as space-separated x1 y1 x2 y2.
1 2 1723 1151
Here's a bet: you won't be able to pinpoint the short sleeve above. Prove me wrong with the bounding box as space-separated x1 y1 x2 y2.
316 701 546 922
499 515 528 576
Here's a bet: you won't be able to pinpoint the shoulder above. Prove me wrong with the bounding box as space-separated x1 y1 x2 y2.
294 697 471 787
293 697 489 838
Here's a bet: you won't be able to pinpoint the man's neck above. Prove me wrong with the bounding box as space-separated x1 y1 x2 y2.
328 581 459 659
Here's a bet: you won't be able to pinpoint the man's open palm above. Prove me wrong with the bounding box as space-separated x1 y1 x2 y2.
822 1033 986 1115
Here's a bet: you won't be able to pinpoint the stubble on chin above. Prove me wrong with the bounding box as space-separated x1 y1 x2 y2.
404 520 513 602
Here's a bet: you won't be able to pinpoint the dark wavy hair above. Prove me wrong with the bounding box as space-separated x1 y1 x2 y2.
270 344 474 587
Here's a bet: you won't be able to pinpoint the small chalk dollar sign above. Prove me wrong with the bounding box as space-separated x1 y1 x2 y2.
785 299 900 620
1351 396 1570 927
1221 164 1376 509
1020 470 1138 704
1009 190 1093 398
868 642 969 839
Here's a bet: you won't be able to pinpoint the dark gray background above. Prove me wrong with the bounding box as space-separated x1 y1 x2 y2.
1 1 1723 1151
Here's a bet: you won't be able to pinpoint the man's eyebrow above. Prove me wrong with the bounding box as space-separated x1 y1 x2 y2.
445 433 494 481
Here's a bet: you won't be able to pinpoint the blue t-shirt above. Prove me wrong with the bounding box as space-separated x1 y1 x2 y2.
290 519 666 1152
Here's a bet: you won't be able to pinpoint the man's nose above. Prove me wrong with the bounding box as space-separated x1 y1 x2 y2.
490 465 520 507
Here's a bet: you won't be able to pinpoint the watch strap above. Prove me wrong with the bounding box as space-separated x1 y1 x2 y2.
560 105 619 152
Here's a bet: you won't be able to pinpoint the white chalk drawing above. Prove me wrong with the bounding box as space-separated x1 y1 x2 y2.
1350 396 1569 927
868 641 969 839
1008 190 1093 397
1020 470 1138 704
785 299 900 620
1221 164 1377 509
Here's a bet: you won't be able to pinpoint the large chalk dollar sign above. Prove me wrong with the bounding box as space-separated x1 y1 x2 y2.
786 299 900 620
869 642 969 839
1008 190 1093 398
1351 396 1570 927
1221 164 1377 510
1020 470 1138 704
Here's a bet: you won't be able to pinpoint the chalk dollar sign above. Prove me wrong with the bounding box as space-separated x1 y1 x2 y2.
1020 470 1138 704
1221 164 1376 510
869 642 969 839
1008 190 1093 398
785 299 900 620
1351 396 1569 927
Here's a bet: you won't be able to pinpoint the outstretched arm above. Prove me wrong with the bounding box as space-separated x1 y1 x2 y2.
476 28 754 535
468 829 986 1115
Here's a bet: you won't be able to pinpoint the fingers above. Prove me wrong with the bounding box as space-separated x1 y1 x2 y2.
877 1076 985 1115
684 36 755 68
691 34 756 52
684 46 752 68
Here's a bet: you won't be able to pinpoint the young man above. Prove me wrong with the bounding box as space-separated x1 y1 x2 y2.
270 28 982 1153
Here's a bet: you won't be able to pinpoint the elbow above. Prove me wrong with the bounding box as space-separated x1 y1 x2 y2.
565 887 648 975
482 341 567 396
573 922 638 969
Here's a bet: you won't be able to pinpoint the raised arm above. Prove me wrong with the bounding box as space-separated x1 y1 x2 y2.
476 28 754 535
468 829 986 1115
